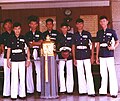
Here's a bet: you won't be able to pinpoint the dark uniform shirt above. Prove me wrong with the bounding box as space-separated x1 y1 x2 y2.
72 30 92 60
7 33 28 62
0 31 14 58
57 33 73 60
96 28 118 57
25 30 43 58
42 30 60 44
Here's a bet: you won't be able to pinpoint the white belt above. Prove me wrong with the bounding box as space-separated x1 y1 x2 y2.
59 47 71 51
12 49 22 53
100 43 108 47
77 46 87 49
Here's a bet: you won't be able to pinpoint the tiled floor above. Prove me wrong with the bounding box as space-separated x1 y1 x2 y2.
0 93 120 101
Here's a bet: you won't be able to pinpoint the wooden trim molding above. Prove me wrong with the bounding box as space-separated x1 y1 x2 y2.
0 1 110 10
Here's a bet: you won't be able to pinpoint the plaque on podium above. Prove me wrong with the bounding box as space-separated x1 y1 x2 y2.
40 35 59 99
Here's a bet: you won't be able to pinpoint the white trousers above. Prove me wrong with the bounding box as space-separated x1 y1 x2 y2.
99 57 118 95
58 60 74 93
3 59 11 96
77 59 95 94
11 61 26 98
26 60 41 93
0 53 4 66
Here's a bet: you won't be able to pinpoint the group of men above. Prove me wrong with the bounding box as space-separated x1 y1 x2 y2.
0 15 119 100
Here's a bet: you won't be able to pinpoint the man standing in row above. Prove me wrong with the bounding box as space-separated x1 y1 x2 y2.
96 16 119 98
57 23 74 94
7 22 30 100
0 19 14 97
72 18 95 96
25 15 43 95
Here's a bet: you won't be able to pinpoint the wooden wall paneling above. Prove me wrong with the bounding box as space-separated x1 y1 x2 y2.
1 6 111 34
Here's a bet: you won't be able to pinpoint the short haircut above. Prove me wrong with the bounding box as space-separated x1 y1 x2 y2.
76 18 84 23
60 22 69 27
99 16 108 20
28 15 38 24
3 19 12 26
46 18 53 24
13 22 21 28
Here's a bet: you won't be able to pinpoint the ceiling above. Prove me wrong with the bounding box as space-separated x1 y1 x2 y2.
0 0 110 10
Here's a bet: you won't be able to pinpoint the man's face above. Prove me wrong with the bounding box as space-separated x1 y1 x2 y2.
46 21 54 31
4 22 13 31
61 26 68 34
76 22 84 30
13 26 21 36
29 21 38 30
100 18 108 28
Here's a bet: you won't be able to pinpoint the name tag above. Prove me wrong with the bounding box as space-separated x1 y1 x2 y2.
67 37 72 40
106 33 112 36
35 35 39 37
20 39 25 42
12 49 22 53
51 33 57 36
77 46 87 49
82 35 88 38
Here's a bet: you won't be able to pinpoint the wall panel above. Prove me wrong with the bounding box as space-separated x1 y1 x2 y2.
1 6 111 34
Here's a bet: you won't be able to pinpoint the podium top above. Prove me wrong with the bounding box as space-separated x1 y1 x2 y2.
41 35 55 56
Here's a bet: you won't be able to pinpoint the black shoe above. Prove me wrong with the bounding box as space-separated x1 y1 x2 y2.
111 95 117 98
88 94 95 97
11 98 17 100
19 97 26 100
79 93 87 96
36 91 41 96
3 96 10 98
27 93 34 96
99 94 107 96
67 93 73 95
59 92 66 95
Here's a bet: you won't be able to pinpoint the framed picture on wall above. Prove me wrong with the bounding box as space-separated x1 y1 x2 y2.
80 15 98 37
39 16 56 32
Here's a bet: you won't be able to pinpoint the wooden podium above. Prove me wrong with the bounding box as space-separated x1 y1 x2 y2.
40 35 59 99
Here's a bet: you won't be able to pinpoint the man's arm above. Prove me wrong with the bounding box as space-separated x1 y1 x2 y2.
30 40 43 46
7 48 11 68
114 40 119 49
72 44 77 66
1 44 4 53
96 42 100 64
91 42 95 64
26 47 30 67
108 40 119 50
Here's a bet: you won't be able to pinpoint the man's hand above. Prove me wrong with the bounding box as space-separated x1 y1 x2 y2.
96 57 100 65
26 60 30 67
7 60 11 68
108 46 115 50
74 59 77 67
29 42 33 48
